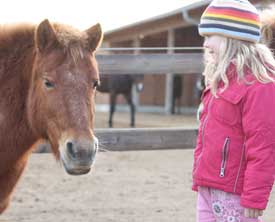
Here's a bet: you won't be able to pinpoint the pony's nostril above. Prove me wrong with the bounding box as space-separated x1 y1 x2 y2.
65 139 97 162
66 141 76 159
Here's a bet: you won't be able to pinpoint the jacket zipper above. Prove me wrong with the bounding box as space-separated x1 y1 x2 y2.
220 137 230 177
233 140 246 192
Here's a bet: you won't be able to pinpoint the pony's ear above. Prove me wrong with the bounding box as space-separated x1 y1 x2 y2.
85 23 103 52
35 19 60 53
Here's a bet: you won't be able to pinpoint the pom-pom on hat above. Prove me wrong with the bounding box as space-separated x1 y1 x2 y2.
198 0 261 43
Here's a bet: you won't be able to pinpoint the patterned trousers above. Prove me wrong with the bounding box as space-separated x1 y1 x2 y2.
197 186 262 222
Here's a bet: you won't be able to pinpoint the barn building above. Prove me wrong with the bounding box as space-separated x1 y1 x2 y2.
96 0 271 114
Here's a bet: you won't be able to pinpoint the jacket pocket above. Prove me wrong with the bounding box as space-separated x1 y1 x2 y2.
211 89 245 126
211 99 239 125
220 137 230 177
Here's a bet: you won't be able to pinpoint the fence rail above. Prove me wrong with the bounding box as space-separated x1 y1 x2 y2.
98 47 204 51
35 128 198 153
96 53 204 74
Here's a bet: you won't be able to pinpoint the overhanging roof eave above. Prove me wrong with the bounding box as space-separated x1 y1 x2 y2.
104 0 211 36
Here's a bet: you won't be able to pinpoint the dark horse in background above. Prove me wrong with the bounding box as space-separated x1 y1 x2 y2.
172 74 183 114
97 74 143 127
0 19 103 213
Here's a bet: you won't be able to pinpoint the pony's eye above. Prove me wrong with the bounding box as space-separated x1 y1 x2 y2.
93 80 99 89
44 79 55 89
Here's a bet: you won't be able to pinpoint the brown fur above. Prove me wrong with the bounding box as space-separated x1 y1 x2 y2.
260 7 275 48
0 19 103 213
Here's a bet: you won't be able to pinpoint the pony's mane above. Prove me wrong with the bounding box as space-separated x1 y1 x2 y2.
0 22 88 64
0 23 35 54
261 6 275 28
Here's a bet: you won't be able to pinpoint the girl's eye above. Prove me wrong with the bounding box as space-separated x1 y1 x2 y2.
93 80 99 89
44 79 55 89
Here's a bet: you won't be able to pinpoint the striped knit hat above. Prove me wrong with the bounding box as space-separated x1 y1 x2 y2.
198 0 261 43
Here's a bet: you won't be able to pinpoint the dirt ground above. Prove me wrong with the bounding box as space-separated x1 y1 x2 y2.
2 151 275 222
94 111 199 129
1 112 274 222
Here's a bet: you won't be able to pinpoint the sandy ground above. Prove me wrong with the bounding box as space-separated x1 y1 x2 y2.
1 151 274 222
1 112 274 221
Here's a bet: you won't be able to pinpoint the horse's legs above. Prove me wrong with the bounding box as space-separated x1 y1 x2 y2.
123 93 135 127
177 97 181 114
172 96 176 114
0 160 27 213
109 92 117 128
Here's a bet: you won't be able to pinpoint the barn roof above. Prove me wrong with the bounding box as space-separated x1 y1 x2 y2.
105 0 210 34
103 0 267 43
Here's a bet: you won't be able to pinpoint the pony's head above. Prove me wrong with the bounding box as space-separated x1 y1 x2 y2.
28 19 103 175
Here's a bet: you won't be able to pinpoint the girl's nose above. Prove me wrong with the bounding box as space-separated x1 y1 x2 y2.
203 37 209 48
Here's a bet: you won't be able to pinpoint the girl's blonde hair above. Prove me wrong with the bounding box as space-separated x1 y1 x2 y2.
203 37 275 96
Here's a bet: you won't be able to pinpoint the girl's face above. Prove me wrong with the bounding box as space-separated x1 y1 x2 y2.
203 35 225 63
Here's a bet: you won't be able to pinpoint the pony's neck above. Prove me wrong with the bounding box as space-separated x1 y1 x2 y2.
0 25 38 155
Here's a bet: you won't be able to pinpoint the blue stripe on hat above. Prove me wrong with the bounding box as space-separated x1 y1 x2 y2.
199 23 260 36
199 27 260 42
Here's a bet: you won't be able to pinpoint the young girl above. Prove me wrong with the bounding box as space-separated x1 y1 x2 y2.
193 0 275 221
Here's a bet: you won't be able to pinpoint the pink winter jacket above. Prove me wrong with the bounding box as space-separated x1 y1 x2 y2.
192 64 275 210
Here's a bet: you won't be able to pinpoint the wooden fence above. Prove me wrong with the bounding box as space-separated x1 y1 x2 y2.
96 53 203 74
96 50 204 114
35 128 198 153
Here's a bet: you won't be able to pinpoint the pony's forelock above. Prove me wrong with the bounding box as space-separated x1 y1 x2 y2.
52 23 87 63
53 23 83 47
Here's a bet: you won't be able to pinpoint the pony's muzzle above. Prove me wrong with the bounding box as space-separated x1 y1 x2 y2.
61 137 98 175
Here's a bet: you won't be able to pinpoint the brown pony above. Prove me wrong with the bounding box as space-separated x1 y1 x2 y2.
0 19 103 213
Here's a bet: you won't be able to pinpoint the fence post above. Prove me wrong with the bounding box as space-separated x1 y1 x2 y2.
132 38 141 109
165 29 175 114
